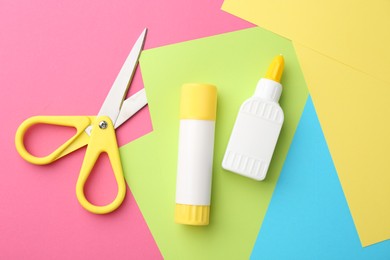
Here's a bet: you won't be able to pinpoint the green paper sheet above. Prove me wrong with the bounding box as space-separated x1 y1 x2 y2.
120 27 308 259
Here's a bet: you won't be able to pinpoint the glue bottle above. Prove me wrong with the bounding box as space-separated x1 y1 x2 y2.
175 83 217 225
222 55 284 181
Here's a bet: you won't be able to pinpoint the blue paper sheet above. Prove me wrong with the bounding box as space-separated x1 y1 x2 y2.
251 96 390 259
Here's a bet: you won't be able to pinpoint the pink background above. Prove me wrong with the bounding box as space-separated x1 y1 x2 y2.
0 0 251 259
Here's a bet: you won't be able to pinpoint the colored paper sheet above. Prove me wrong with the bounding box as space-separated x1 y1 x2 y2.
222 0 390 246
0 0 251 258
121 27 308 259
222 0 390 84
292 44 390 246
251 96 390 259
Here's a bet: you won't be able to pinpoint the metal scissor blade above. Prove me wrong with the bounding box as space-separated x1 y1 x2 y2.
114 88 148 129
97 28 147 125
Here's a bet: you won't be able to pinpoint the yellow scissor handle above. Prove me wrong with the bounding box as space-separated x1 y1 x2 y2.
15 116 94 165
75 116 126 214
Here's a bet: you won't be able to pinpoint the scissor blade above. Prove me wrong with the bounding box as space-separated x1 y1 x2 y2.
114 88 148 129
97 28 147 125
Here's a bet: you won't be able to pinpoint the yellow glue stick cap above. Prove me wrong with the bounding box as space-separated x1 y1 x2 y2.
265 55 284 83
180 83 217 120
175 204 210 225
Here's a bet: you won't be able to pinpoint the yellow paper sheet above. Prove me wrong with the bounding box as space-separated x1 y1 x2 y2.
293 43 390 246
222 0 390 84
222 0 390 246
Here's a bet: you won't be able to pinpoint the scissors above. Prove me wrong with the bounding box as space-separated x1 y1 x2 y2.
15 29 148 214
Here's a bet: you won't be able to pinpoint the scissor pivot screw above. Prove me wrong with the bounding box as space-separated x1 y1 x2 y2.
99 121 108 129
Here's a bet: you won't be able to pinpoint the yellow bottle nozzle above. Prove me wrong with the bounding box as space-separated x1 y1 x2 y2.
265 55 284 83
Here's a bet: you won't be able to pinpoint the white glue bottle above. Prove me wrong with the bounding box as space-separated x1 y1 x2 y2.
222 55 284 181
175 83 217 225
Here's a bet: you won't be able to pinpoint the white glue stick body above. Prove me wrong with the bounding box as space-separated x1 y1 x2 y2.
222 55 284 181
175 83 217 225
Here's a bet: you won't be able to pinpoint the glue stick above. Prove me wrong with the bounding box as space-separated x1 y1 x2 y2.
175 83 217 226
222 55 285 181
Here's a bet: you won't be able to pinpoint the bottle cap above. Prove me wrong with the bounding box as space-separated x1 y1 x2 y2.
255 55 284 102
180 83 217 120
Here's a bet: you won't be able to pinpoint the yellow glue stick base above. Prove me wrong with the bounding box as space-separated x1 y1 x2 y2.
175 204 210 226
